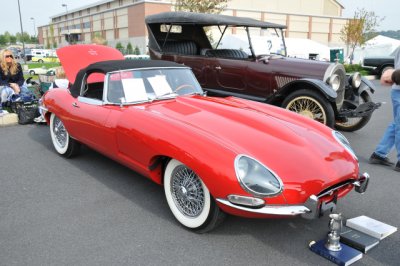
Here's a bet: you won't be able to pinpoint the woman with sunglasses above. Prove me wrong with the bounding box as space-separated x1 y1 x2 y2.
0 49 29 104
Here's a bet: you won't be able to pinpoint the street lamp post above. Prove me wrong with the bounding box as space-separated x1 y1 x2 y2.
17 0 26 63
62 4 69 43
30 17 36 40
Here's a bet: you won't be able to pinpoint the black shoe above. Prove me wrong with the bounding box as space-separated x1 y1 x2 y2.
369 153 394 166
394 161 400 172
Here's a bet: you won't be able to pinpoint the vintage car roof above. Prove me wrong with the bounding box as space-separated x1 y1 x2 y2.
70 59 186 98
145 11 286 29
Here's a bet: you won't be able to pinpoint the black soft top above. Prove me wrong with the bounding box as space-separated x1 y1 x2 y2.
70 59 186 97
145 11 286 29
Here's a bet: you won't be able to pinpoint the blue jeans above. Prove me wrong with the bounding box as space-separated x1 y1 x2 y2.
0 84 29 103
374 89 400 161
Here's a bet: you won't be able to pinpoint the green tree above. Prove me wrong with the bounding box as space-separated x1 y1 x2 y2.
4 31 11 44
116 42 125 54
174 0 229 13
0 35 7 46
126 42 133 54
340 8 383 62
9 35 17 44
134 45 140 55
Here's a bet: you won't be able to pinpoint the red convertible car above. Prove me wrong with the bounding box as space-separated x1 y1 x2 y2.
42 45 369 233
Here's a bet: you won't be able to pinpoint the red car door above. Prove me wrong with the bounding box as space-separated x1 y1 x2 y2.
67 97 114 154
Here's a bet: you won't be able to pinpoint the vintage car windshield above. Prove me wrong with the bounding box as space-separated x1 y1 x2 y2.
106 68 203 104
207 26 286 56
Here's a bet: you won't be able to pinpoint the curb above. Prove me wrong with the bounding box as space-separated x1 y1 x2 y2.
0 113 18 126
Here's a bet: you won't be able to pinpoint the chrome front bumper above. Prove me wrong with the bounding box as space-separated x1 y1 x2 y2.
217 173 369 219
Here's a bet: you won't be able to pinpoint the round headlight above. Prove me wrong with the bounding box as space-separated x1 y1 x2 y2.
350 72 362 88
234 155 283 197
332 131 358 160
328 74 341 91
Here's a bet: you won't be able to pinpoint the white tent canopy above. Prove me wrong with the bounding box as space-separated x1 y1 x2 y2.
352 35 400 64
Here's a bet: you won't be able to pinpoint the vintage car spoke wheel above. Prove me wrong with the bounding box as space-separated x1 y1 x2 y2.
283 89 335 128
335 92 372 132
164 159 225 233
50 113 80 158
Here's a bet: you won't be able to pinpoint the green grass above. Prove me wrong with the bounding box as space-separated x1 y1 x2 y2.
344 64 372 76
23 62 61 69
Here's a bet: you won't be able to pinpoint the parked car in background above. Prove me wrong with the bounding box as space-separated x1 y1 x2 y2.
41 44 369 233
362 49 397 77
124 54 150 60
31 56 60 63
146 12 380 131
28 66 56 75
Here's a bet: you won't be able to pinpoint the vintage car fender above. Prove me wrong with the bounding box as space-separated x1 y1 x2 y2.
358 76 376 95
275 78 337 102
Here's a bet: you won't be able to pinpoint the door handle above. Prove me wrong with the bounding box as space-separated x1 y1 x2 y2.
215 66 222 70
72 102 79 108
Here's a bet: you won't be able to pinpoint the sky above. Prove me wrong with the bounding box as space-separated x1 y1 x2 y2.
0 0 399 36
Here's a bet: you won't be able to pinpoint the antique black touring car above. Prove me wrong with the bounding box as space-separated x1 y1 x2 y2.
145 11 380 131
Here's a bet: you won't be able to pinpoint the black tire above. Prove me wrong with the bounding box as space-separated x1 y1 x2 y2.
49 113 80 158
282 89 335 128
29 70 35 75
335 92 372 132
164 159 225 233
38 59 44 63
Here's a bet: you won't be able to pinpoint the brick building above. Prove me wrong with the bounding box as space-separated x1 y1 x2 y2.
38 0 349 53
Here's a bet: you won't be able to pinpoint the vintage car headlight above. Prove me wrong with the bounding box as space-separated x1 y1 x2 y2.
234 155 283 197
328 74 341 91
333 131 358 160
349 72 362 88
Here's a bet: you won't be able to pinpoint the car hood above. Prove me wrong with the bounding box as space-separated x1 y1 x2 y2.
136 95 357 195
57 44 124 83
268 55 330 80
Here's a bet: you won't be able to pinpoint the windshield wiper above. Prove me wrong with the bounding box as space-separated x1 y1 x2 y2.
153 91 178 100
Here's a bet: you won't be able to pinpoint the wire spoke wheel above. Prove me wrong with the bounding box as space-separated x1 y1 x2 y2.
282 89 334 128
171 165 205 217
286 96 327 124
50 113 80 157
164 159 225 232
53 116 68 149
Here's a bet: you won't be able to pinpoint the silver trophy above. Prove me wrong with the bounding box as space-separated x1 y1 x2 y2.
325 213 343 251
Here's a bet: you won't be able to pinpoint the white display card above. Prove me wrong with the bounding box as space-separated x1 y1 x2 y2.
147 75 173 97
121 78 148 102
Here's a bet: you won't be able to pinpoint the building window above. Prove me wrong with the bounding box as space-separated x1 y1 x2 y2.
119 0 123 6
107 2 111 8
87 8 90 14
97 5 100 11
79 11 82 16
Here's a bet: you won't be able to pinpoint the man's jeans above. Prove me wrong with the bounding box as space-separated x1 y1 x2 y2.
375 89 400 161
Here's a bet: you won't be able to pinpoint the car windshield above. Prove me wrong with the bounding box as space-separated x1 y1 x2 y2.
106 68 203 104
206 26 286 56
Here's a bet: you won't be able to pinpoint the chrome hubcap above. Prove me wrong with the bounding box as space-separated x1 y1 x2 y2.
53 117 67 148
171 166 205 217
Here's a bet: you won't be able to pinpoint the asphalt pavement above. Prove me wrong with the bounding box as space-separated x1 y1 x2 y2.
0 80 399 266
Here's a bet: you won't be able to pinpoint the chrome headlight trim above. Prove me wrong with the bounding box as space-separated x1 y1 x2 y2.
328 74 341 91
332 131 358 161
234 155 283 197
350 72 362 88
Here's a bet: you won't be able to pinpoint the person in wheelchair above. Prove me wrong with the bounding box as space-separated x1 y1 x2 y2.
34 67 69 123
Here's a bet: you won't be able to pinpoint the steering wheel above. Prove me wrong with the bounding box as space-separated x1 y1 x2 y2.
175 84 194 93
